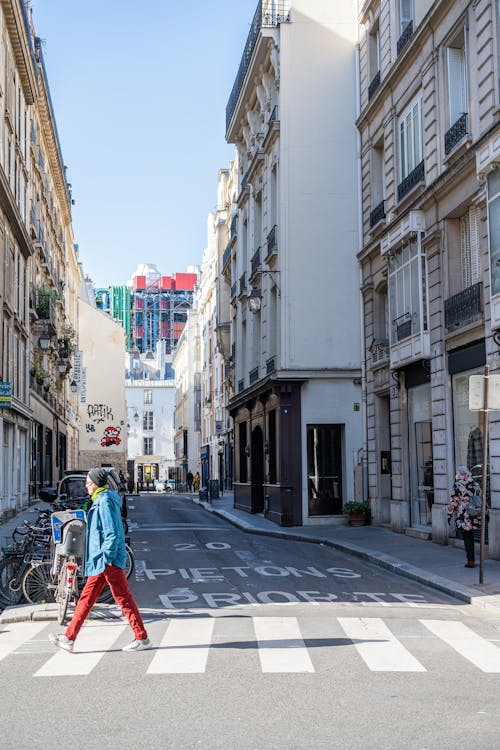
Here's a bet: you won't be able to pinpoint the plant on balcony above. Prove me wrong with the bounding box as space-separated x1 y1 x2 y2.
31 353 49 385
342 500 371 527
58 323 77 354
36 284 57 318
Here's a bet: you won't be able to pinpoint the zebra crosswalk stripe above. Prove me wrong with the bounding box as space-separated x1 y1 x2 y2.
0 622 47 662
420 619 500 673
34 624 127 677
338 617 426 672
253 616 314 673
147 618 214 674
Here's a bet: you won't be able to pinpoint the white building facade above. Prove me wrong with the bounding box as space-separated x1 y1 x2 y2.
173 310 201 490
225 0 363 526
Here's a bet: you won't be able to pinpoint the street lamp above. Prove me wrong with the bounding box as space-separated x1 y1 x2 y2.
39 332 51 349
247 270 280 314
70 380 78 393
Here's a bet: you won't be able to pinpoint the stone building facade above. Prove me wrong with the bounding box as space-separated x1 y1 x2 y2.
357 0 500 553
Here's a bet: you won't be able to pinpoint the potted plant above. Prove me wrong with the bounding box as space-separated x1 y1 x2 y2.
342 500 371 527
58 323 77 355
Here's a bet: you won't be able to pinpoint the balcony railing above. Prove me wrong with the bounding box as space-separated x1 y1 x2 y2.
226 1 291 132
444 112 468 155
393 312 413 343
368 70 381 100
239 272 246 296
397 20 413 56
267 224 277 255
249 367 259 384
370 200 385 228
231 282 237 299
251 247 261 275
266 356 276 374
444 282 483 330
397 160 424 202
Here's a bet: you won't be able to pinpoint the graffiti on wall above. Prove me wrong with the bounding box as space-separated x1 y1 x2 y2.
85 403 121 448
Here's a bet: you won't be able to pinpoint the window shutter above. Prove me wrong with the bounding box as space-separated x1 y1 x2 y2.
460 213 471 288
469 206 480 285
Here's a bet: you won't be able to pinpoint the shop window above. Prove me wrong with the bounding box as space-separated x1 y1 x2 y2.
239 422 248 483
268 409 277 484
307 424 343 516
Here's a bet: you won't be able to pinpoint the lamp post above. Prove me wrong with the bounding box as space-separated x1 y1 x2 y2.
247 270 280 314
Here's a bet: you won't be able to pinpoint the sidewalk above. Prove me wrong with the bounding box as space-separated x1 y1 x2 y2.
191 490 500 614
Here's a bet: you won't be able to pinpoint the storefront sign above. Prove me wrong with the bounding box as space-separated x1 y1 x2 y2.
0 381 11 408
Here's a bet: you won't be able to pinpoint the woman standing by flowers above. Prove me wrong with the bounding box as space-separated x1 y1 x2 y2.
447 466 482 568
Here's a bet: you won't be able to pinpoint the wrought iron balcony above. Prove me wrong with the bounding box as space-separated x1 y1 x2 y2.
226 1 291 132
267 224 277 255
370 200 385 228
249 366 259 384
393 312 413 343
444 282 483 330
266 356 276 374
239 272 246 296
397 160 424 202
444 113 468 155
251 247 261 275
397 20 413 57
368 70 381 101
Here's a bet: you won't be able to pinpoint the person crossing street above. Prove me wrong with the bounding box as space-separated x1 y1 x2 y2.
49 468 150 653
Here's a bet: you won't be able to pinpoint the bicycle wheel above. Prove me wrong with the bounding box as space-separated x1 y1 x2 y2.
56 562 69 625
0 557 25 605
22 563 56 604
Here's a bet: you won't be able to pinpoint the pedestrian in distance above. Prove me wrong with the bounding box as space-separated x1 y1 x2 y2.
49 467 150 653
186 470 194 493
193 472 201 492
447 465 482 568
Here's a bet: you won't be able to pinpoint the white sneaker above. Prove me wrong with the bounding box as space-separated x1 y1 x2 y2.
122 637 151 652
49 633 74 653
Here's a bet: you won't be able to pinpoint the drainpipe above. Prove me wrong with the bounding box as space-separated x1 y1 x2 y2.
355 42 369 504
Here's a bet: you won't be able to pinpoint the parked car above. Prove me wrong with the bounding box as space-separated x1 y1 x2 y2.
155 480 174 494
39 467 128 520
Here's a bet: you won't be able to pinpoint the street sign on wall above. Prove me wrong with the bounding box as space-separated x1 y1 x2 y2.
0 381 11 408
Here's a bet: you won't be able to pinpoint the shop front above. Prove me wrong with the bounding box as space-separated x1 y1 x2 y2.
404 362 433 529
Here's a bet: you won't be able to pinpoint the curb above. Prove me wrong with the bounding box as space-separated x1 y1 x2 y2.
193 497 500 614
0 602 123 625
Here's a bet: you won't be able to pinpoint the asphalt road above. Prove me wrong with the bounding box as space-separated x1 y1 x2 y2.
2 493 500 750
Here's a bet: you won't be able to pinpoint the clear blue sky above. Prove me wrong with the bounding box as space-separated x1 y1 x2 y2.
31 0 258 288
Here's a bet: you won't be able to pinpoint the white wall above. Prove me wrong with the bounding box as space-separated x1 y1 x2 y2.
280 0 360 370
77 299 127 465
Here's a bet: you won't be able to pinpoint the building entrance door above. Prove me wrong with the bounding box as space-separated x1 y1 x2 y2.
408 383 433 527
251 426 264 513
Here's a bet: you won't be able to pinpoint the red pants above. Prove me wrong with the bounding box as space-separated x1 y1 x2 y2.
65 564 148 642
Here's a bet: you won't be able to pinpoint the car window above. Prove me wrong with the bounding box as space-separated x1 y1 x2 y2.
61 477 87 500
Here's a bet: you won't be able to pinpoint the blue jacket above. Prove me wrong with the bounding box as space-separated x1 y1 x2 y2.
85 487 127 576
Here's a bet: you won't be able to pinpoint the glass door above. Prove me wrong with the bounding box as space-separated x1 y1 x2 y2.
408 384 432 526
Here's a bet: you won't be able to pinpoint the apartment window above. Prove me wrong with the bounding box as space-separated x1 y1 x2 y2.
488 168 500 297
143 411 154 431
388 238 427 344
143 437 153 456
447 33 467 126
144 388 152 404
368 19 381 98
400 0 413 34
444 31 468 154
399 98 422 181
370 143 385 226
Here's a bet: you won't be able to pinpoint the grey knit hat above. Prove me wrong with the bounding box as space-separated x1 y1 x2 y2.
88 468 108 487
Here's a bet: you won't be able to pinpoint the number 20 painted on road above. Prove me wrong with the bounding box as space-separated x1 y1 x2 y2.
174 542 231 551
